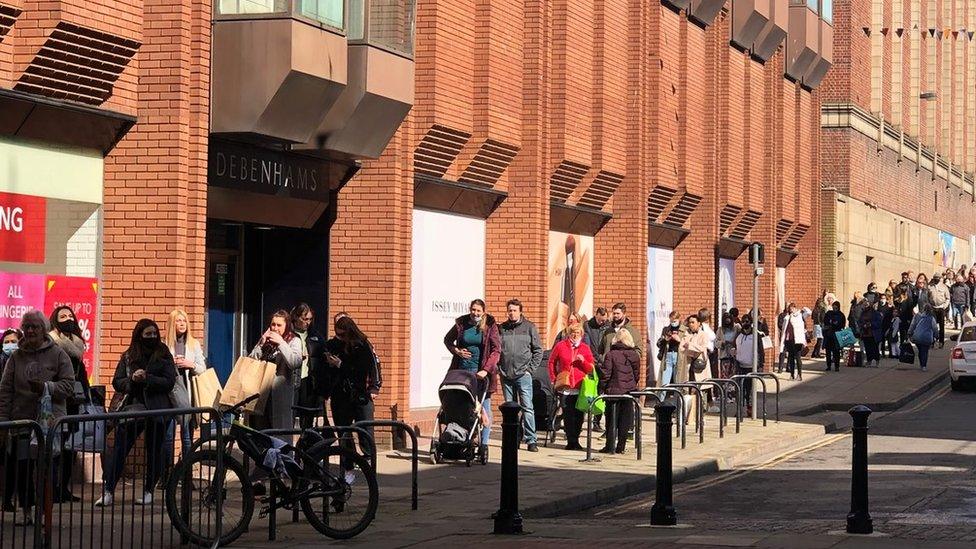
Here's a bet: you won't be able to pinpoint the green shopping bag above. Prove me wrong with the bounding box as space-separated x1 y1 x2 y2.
575 370 605 414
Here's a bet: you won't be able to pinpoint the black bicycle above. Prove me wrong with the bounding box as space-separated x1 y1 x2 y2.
164 395 378 546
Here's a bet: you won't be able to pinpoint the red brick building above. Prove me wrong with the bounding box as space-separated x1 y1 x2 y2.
822 0 976 301
333 1 832 428
0 1 833 433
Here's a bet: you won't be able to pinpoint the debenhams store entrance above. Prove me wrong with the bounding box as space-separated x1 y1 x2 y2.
204 139 355 382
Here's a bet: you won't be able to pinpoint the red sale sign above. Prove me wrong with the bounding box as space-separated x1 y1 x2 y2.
44 275 99 378
0 192 46 264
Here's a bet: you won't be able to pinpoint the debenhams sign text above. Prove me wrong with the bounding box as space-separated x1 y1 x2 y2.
214 151 318 192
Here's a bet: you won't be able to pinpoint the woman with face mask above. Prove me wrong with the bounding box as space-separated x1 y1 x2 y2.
47 306 91 502
0 328 21 378
547 324 594 450
96 319 176 507
656 312 683 387
445 299 501 448
0 312 75 524
779 303 807 380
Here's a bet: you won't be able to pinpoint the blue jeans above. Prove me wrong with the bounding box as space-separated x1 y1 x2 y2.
164 418 194 464
662 351 678 386
501 373 537 444
917 344 931 369
952 304 967 328
481 396 492 446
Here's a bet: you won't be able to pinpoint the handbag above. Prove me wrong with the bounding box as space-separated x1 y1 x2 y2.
691 354 707 374
169 372 192 409
898 343 915 364
575 370 605 414
554 370 573 392
192 368 222 408
65 402 107 453
835 328 857 348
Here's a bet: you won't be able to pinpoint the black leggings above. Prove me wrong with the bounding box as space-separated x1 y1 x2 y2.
863 337 880 363
330 397 375 471
561 394 584 447
786 342 803 378
603 400 634 452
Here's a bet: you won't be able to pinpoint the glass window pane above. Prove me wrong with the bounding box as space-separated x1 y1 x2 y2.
217 0 288 16
822 0 833 24
807 0 818 13
367 0 416 56
299 0 345 29
961 326 976 342
348 0 366 40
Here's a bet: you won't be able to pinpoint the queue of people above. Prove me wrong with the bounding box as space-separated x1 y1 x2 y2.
0 301 381 515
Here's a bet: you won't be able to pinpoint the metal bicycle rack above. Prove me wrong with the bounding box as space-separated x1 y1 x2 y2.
582 394 643 462
686 381 729 438
665 383 706 444
731 374 769 426
545 389 579 448
631 388 687 449
710 378 743 434
750 372 781 422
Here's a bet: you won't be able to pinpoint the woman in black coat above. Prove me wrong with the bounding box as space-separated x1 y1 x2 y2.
96 319 176 507
596 328 640 455
327 316 381 477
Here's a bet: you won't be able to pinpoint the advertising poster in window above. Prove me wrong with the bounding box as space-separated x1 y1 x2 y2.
547 231 594 348
0 271 99 379
776 267 787 317
410 209 486 409
937 231 955 269
646 247 674 383
718 258 735 317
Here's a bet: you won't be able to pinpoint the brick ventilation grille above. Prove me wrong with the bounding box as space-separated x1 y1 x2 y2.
549 160 589 203
414 125 471 178
578 170 624 210
728 210 761 241
458 139 520 187
775 219 795 245
719 205 743 235
646 186 677 224
0 4 21 41
663 193 702 228
782 223 810 251
14 22 140 106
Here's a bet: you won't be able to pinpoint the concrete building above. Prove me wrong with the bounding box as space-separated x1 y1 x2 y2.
822 0 976 302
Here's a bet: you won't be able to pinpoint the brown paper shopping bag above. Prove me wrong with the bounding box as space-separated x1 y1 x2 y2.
219 356 274 413
192 368 222 408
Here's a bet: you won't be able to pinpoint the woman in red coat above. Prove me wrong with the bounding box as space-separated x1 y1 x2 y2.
547 324 594 450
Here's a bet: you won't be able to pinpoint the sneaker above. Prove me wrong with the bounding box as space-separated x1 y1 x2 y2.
344 470 357 485
94 492 113 507
135 492 153 506
921 366 928 372
527 443 539 453
707 405 720 414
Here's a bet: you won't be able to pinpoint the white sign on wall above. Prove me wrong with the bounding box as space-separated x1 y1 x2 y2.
718 258 735 317
410 209 486 409
647 247 674 384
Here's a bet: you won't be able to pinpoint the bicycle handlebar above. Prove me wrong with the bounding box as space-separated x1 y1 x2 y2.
224 393 261 416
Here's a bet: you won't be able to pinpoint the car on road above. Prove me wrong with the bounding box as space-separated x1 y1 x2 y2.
949 321 976 390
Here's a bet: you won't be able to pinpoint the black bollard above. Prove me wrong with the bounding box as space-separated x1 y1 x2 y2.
847 405 873 534
650 402 677 526
494 401 524 535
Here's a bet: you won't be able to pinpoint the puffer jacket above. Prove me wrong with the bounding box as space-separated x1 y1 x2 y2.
598 342 640 395
950 282 971 306
0 336 75 422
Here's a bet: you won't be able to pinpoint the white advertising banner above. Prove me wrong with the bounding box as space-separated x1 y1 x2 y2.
718 258 736 317
410 209 486 409
776 267 787 316
646 247 674 383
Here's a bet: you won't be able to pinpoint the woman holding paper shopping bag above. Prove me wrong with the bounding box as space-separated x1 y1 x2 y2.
163 309 207 477
248 310 303 432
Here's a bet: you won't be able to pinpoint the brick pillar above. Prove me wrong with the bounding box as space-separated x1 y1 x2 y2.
329 121 415 423
101 0 210 385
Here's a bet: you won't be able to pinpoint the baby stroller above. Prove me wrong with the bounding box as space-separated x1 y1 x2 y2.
429 369 490 466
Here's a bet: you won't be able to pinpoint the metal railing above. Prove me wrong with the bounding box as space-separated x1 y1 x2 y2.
630 388 687 449
710 379 743 434
582 395 643 462
0 420 46 549
351 420 419 510
732 374 769 426
664 383 705 444
751 372 781 422
686 381 728 438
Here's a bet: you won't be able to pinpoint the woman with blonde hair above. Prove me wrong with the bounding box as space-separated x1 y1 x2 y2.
553 313 592 346
597 328 639 454
163 309 207 470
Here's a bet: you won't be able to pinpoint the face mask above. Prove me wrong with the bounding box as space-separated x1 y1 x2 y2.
471 314 483 324
57 319 79 334
141 336 159 346
2 343 16 355
670 321 679 328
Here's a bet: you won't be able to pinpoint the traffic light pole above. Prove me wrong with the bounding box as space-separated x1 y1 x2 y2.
749 243 764 422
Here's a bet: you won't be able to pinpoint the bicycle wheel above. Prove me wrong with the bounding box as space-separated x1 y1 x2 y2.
165 449 254 547
300 442 379 539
